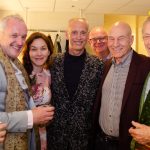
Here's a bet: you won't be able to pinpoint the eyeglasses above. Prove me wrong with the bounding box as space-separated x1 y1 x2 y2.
90 36 108 42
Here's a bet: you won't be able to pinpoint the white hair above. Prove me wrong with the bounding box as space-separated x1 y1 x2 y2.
142 16 150 33
68 17 89 31
0 14 25 32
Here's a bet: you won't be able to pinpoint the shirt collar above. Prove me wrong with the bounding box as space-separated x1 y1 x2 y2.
112 49 133 67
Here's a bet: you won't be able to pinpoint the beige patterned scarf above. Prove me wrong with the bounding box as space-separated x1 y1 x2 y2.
0 48 31 150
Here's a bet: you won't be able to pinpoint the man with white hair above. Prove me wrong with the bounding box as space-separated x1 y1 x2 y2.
129 16 150 150
47 18 103 150
0 15 54 150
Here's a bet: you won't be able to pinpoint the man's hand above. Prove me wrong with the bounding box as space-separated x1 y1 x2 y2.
129 121 150 145
32 105 55 125
0 123 7 143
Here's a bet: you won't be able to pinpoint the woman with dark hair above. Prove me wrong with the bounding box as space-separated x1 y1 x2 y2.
22 32 53 150
22 32 53 75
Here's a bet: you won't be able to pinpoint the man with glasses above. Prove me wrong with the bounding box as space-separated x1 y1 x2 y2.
89 26 111 61
93 21 150 150
129 16 150 150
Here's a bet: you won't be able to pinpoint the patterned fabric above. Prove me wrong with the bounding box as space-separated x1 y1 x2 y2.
140 83 150 124
139 72 150 118
100 51 132 137
94 51 150 150
47 52 103 150
0 48 31 150
137 90 150 149
30 69 51 150
132 90 150 150
30 69 51 106
131 73 150 150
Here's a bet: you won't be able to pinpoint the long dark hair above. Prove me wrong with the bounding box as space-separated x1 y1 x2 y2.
22 32 53 75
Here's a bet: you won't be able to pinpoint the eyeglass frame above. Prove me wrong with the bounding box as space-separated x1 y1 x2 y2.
89 36 108 43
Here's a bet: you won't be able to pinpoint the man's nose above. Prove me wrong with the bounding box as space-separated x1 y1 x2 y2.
17 37 24 46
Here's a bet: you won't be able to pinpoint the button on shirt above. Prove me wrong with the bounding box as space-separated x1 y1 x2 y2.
99 50 133 137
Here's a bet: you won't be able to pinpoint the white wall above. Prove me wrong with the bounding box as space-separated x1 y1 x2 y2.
0 10 104 52
0 10 104 29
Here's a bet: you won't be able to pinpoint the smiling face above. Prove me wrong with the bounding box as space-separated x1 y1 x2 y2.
29 38 50 69
0 18 27 59
142 20 150 56
66 18 89 56
89 27 108 54
108 22 133 63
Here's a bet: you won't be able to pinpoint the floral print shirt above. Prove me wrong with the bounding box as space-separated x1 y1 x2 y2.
30 69 51 106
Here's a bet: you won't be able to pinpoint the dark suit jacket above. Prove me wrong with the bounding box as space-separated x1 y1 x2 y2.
93 50 150 150
47 52 103 150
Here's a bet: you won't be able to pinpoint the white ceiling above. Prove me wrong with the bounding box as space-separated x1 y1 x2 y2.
0 0 149 16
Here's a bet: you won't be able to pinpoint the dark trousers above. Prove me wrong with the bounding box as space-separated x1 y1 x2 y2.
94 129 119 150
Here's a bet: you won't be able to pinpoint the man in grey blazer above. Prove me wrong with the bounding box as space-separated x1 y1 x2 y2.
0 15 54 150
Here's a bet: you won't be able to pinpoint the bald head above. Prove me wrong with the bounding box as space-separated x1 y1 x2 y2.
108 21 134 63
109 21 132 37
89 26 107 39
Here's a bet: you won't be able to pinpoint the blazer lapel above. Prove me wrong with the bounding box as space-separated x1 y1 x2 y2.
121 51 139 112
101 59 112 86
51 54 70 101
93 59 112 120
140 89 150 125
139 72 150 117
59 56 70 99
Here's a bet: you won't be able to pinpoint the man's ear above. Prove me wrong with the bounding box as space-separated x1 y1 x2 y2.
87 32 91 44
88 37 91 45
130 35 134 45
